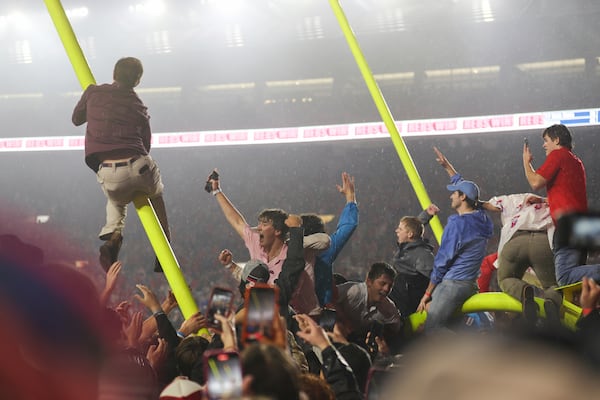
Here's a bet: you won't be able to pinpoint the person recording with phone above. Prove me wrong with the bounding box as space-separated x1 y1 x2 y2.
523 124 600 285
295 314 363 400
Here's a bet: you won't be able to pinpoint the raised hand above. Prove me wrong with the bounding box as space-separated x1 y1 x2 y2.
134 284 162 313
101 261 123 306
426 204 440 216
336 172 356 203
581 277 600 310
146 338 168 371
161 290 178 314
294 314 331 350
433 146 457 177
179 312 208 337
218 249 233 266
125 311 144 349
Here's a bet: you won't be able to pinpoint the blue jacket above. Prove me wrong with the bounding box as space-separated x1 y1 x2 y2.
430 175 493 285
315 202 359 306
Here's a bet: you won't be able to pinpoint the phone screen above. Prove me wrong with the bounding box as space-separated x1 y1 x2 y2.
205 351 243 400
319 308 336 332
557 213 600 250
206 287 234 330
242 285 278 344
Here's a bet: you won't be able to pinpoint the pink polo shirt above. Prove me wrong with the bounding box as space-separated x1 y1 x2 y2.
243 225 320 315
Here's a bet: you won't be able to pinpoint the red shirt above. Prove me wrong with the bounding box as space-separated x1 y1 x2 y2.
536 147 587 223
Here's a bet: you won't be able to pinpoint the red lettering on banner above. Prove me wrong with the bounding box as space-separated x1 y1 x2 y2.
355 124 388 135
407 120 457 133
463 116 514 130
159 135 181 144
179 133 202 143
69 138 85 147
204 132 248 142
254 129 299 140
303 126 349 138
518 115 544 126
25 138 64 148
0 139 23 148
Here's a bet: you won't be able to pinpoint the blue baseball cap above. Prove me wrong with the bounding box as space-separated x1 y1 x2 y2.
447 180 480 202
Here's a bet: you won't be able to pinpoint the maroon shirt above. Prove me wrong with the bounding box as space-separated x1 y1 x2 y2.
72 83 151 172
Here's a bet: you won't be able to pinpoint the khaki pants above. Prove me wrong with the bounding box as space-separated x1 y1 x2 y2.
497 231 556 300
96 155 170 240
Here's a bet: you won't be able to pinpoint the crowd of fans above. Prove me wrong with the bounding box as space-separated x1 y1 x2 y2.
2 124 600 398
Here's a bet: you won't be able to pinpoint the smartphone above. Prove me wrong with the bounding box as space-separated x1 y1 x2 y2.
365 321 384 355
204 350 243 400
556 212 600 250
204 170 219 193
319 308 336 332
523 137 529 147
365 367 391 400
241 284 279 345
206 287 234 331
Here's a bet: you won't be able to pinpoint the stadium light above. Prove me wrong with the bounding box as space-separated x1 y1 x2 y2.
130 0 166 17
65 7 89 19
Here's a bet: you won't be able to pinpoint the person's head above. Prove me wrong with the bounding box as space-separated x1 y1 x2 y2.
238 260 271 296
366 262 397 304
446 180 480 212
113 57 143 89
336 343 372 393
300 213 326 236
542 124 573 154
241 343 301 400
257 209 289 249
382 332 600 399
159 377 203 400
175 336 210 384
298 372 335 400
395 216 424 244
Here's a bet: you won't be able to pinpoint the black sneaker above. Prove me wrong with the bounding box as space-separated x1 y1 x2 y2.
544 299 561 330
521 285 538 325
99 232 123 272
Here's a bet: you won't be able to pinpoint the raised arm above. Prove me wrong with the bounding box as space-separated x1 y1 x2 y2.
481 201 501 212
417 204 440 226
72 85 90 126
100 260 123 306
207 169 248 238
434 146 458 178
522 143 547 191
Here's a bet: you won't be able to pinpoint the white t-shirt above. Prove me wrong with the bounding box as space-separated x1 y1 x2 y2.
488 193 554 268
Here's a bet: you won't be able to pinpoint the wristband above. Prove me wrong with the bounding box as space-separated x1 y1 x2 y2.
425 291 432 298
582 307 594 317
211 188 222 196
176 331 186 339
223 262 233 269
153 310 165 318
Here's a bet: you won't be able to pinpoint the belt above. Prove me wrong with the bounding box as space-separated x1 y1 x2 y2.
516 229 546 234
101 156 139 168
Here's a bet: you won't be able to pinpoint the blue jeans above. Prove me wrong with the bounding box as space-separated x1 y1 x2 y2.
553 233 600 285
425 279 478 333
